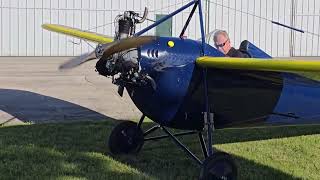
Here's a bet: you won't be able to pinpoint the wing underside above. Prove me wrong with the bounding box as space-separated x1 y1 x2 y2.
196 57 320 72
42 24 113 44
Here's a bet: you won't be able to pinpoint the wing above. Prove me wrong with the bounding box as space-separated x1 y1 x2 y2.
42 24 113 44
196 57 320 72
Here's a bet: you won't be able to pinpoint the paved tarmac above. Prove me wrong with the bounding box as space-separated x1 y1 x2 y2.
0 57 141 126
1 56 319 126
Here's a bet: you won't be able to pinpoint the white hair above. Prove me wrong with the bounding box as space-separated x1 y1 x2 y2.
213 30 229 43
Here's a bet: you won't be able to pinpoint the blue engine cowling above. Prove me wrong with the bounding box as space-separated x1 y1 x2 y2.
126 37 222 127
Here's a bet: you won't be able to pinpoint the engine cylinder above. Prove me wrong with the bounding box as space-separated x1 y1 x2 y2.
118 19 132 39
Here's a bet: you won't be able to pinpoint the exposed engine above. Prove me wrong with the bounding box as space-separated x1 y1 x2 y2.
95 8 155 96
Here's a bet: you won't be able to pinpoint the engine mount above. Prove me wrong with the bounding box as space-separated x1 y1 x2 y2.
95 8 155 95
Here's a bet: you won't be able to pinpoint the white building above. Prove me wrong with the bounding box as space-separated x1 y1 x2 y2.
0 0 319 57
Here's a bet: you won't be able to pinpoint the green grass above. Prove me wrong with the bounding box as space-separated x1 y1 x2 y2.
0 119 320 180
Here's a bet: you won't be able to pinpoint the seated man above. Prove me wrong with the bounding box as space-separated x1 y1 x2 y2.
213 30 249 58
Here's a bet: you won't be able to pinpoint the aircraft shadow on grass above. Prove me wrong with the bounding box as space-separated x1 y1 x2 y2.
119 123 320 179
0 88 109 124
1 121 319 179
0 88 319 179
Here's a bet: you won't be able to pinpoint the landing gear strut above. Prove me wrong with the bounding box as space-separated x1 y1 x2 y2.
108 114 237 180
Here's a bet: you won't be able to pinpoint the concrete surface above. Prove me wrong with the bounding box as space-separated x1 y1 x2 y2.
1 56 319 126
0 57 141 126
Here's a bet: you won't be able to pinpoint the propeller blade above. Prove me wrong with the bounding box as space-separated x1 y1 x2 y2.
102 36 157 59
59 51 97 70
59 36 156 70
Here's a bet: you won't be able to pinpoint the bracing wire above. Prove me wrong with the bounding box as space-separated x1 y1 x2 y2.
1 0 319 37
207 0 320 37
149 0 190 12
87 22 114 31
78 0 191 48
86 0 190 31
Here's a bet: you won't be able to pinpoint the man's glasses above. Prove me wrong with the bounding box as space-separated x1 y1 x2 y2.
215 39 229 48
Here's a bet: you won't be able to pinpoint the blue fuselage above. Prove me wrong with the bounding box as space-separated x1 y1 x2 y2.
126 37 320 130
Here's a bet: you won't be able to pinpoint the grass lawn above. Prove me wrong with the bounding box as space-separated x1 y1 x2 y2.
0 119 320 180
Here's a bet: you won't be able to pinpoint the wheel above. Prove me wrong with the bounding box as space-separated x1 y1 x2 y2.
108 121 144 155
199 151 237 180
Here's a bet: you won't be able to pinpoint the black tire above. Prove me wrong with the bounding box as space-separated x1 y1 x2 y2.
108 121 144 155
199 151 237 180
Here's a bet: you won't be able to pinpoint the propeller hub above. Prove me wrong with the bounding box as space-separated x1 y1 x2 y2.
95 44 106 58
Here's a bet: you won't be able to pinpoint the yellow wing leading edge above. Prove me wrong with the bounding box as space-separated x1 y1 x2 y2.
196 57 320 72
42 24 113 44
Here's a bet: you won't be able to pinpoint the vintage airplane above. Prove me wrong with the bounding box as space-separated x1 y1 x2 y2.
42 0 320 179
